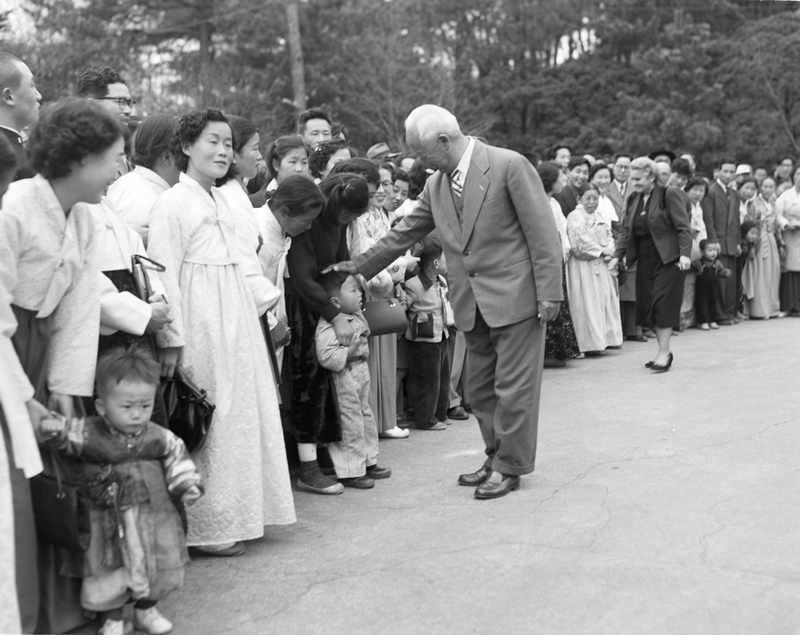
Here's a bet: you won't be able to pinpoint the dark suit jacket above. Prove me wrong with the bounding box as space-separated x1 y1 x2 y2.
607 179 630 218
701 181 739 256
614 183 693 266
354 140 563 331
552 184 581 217
0 126 33 180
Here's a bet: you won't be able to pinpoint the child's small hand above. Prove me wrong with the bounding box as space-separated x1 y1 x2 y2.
347 337 361 358
182 485 202 505
39 416 65 440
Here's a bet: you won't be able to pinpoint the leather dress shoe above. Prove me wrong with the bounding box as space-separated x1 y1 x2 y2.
457 465 491 486
475 474 520 499
649 352 673 373
447 405 469 420
339 475 375 489
366 464 391 479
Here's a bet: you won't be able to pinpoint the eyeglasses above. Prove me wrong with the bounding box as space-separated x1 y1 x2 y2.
95 97 137 109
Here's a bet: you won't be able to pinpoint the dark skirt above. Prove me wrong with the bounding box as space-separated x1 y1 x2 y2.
545 263 580 361
779 271 800 313
10 306 88 634
280 294 341 444
82 269 168 427
635 237 685 330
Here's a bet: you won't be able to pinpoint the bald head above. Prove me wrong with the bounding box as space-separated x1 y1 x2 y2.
405 104 468 173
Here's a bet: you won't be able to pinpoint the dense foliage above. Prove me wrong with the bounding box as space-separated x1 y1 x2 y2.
3 0 798 172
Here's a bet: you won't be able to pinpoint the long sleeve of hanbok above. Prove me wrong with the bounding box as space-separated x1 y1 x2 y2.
238 227 281 317
161 430 203 499
147 204 188 349
98 273 152 337
48 232 100 396
314 319 349 372
567 212 605 261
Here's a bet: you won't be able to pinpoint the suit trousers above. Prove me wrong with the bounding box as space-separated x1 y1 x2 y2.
464 307 544 476
716 254 737 320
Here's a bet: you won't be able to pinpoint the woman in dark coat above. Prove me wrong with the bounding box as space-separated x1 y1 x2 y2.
614 157 692 372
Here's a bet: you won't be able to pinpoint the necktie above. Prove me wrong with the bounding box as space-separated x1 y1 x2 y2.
450 169 463 198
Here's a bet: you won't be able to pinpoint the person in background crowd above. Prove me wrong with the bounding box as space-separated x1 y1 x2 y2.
0 52 41 179
681 177 710 328
265 135 310 194
753 166 769 188
667 158 693 190
702 156 740 325
566 184 622 355
774 156 794 184
298 106 332 148
654 161 671 188
77 66 135 126
680 153 697 173
148 108 296 558
331 121 349 142
367 142 400 162
607 152 631 219
1 97 126 634
547 144 571 172
741 176 782 318
106 113 180 243
309 138 351 181
614 157 692 373
776 165 800 316
693 239 731 331
376 162 394 216
553 155 590 216
649 149 675 165
386 167 410 221
282 172 371 494
537 161 580 366
589 163 619 231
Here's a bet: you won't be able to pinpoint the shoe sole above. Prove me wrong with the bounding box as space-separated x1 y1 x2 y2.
295 480 344 495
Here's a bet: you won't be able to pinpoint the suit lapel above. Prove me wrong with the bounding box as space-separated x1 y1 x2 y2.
435 173 463 238
461 142 490 243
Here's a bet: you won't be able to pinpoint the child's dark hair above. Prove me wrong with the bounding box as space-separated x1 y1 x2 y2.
741 220 757 240
95 346 161 398
418 236 443 269
317 270 351 296
698 238 716 254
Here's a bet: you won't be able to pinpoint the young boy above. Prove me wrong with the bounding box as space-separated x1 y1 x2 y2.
314 271 391 489
693 239 732 331
402 236 454 431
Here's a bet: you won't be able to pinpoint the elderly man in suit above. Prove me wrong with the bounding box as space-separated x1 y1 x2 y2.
328 105 562 499
607 152 632 218
0 52 41 180
701 157 740 324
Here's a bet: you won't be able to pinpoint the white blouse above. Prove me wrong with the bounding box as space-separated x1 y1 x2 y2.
106 166 171 244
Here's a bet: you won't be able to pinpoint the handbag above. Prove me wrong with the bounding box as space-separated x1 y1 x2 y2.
131 254 166 301
162 368 215 452
361 299 407 336
29 450 91 552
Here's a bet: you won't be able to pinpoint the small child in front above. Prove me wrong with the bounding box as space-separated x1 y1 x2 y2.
314 271 391 489
402 237 453 431
693 238 732 331
38 347 203 635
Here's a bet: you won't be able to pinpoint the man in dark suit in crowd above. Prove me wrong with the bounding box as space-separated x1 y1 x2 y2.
553 156 590 216
702 156 740 324
608 152 631 219
0 52 41 180
328 104 563 500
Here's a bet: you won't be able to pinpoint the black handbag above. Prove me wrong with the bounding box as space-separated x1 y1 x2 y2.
29 450 91 552
131 255 166 301
361 299 407 336
162 368 215 452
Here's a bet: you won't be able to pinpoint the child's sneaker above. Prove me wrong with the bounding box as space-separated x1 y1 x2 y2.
97 618 125 635
134 606 174 634
710 322 719 329
699 323 710 331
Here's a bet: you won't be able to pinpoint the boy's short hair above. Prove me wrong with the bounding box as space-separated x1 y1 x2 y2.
698 238 715 253
95 346 161 398
317 270 351 296
418 236 443 269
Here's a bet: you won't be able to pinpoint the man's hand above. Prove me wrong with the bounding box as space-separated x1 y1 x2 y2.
537 301 561 326
331 314 354 346
678 256 691 271
321 261 358 275
735 244 742 257
157 346 182 379
271 321 291 348
146 294 172 333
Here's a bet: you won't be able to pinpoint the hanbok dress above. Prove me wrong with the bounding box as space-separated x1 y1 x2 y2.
775 187 800 313
0 174 101 633
742 194 781 318
566 204 623 352
147 173 295 547
107 165 172 244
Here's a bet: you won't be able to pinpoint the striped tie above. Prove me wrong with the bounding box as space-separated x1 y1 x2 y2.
451 169 463 198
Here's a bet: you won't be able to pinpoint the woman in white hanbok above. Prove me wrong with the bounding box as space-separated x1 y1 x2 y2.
147 110 295 557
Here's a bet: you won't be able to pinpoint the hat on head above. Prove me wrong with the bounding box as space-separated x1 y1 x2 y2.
648 149 676 163
735 164 752 176
367 142 400 161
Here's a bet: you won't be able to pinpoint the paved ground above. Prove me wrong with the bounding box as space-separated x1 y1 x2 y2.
157 317 799 635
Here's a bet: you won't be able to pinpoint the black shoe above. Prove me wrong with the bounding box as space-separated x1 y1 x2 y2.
339 475 375 489
627 335 648 342
474 474 521 499
649 352 673 373
645 360 655 368
447 405 469 420
457 465 491 486
366 464 391 479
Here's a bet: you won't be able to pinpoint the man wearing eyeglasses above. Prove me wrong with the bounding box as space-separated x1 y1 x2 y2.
77 66 135 125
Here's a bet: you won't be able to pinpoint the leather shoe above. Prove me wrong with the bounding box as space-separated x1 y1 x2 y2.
447 405 469 420
457 465 491 486
340 475 375 489
649 352 673 373
475 474 521 499
366 464 391 479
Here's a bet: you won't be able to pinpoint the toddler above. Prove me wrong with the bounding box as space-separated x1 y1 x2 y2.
314 271 391 489
402 237 454 431
692 239 732 331
39 347 202 635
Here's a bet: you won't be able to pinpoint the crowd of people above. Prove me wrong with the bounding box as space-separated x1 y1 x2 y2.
1 51 799 635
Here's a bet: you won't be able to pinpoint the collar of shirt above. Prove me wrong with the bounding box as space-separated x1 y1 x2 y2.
615 179 626 193
418 269 434 290
0 124 22 144
452 136 476 185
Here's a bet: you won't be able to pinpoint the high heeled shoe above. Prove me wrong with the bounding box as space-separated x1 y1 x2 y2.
649 352 673 373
